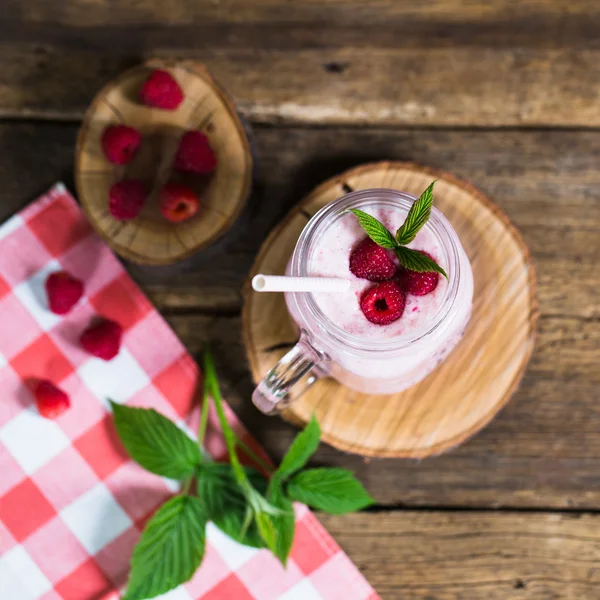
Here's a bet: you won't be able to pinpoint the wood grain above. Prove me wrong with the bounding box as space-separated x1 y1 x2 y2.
4 1 600 125
2 123 595 318
243 162 537 457
320 510 600 599
1 122 598 505
76 59 252 264
165 312 600 509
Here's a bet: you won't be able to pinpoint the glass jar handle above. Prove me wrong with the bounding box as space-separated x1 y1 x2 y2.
252 335 325 415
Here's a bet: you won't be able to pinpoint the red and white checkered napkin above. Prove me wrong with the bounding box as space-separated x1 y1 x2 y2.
0 184 379 600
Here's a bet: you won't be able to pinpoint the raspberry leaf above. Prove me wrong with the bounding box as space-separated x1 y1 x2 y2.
110 401 201 479
123 496 206 600
395 180 436 245
196 463 268 548
203 351 251 486
395 246 448 278
287 467 375 515
203 349 284 557
118 347 376 598
275 415 321 480
254 511 277 551
346 209 397 249
267 479 296 565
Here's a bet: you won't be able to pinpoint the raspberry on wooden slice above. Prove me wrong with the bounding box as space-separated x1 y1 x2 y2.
173 131 217 174
108 180 148 221
101 125 142 165
139 69 184 110
159 182 201 223
45 271 84 315
360 281 406 325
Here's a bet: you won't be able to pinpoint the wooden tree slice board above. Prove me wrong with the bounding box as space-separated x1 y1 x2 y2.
75 59 252 265
243 162 538 458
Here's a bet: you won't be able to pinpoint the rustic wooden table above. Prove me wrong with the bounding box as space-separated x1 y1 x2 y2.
2 2 599 598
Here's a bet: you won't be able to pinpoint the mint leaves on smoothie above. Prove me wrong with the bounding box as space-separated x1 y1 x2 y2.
111 349 374 600
347 209 398 249
348 181 448 278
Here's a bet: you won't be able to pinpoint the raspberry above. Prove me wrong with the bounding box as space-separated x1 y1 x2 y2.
45 271 84 315
101 125 141 165
109 179 148 221
81 319 123 361
349 238 397 282
34 380 70 419
360 281 406 325
174 131 217 174
139 69 184 110
397 251 440 296
159 182 200 223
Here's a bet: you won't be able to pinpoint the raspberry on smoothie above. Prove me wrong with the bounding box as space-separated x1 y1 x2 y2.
308 205 448 338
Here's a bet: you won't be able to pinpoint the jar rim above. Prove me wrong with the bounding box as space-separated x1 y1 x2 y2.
289 188 462 353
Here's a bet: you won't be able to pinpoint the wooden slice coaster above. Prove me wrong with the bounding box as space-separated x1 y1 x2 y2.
76 59 252 265
243 162 538 458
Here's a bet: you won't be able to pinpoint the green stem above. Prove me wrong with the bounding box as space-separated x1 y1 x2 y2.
181 476 193 495
197 375 211 448
235 438 274 474
203 350 247 485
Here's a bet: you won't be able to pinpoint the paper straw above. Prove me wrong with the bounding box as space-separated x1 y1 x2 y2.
252 274 351 293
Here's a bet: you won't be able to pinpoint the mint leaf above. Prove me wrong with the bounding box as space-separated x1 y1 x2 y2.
287 468 375 514
276 415 321 479
395 246 448 278
395 181 436 245
123 496 206 600
268 480 296 565
196 462 267 549
347 209 397 249
111 401 201 479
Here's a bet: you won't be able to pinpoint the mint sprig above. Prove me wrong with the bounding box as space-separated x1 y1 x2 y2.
348 181 448 278
395 246 446 277
347 209 397 249
112 349 374 599
395 181 435 245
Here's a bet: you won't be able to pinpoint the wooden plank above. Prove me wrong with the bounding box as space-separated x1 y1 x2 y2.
2 123 596 318
320 510 600 599
4 1 600 124
165 312 600 509
0 121 599 506
10 0 600 27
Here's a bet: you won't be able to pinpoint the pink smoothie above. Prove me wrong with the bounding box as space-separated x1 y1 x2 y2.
286 195 473 394
281 191 473 396
308 205 448 338
254 190 473 413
